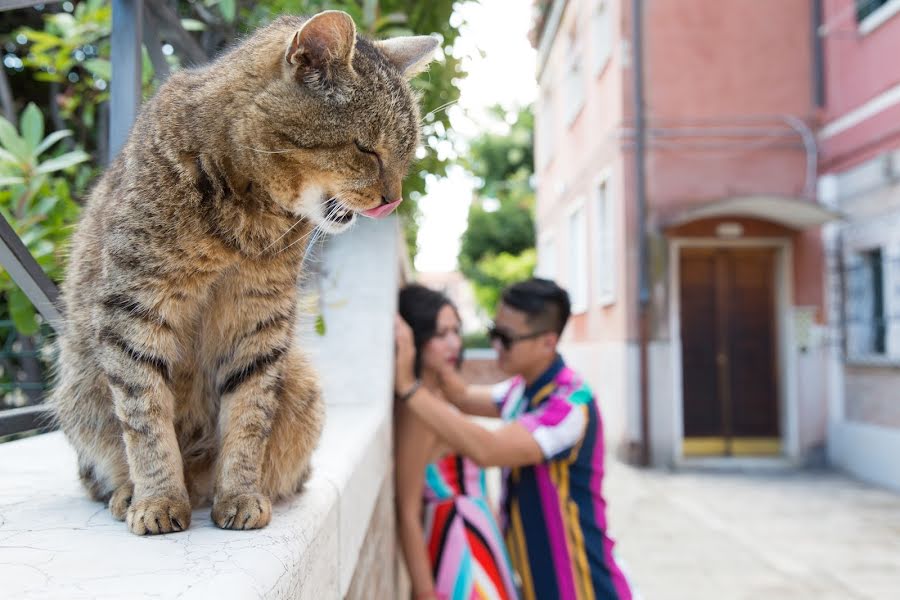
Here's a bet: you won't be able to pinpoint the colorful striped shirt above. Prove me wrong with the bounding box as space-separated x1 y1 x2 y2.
492 355 632 600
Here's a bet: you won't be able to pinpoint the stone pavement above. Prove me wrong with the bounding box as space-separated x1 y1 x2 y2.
604 462 900 600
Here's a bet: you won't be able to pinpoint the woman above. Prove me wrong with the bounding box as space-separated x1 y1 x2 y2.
395 284 519 600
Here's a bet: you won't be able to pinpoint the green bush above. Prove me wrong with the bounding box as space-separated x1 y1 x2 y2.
0 103 87 334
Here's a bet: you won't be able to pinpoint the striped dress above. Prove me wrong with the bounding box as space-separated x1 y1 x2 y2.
494 355 632 600
423 454 520 600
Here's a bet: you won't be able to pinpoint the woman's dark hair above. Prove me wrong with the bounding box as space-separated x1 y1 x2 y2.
398 284 463 377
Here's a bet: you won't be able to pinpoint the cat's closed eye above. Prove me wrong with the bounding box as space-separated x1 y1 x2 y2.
354 141 383 171
354 140 378 157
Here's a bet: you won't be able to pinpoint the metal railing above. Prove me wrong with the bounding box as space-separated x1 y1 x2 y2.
0 0 171 438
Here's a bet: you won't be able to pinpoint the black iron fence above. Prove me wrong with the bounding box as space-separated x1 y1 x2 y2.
0 0 149 438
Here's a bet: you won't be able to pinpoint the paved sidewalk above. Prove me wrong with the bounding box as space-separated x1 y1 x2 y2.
604 463 900 600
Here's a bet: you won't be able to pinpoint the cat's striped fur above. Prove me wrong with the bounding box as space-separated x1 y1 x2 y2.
50 11 437 535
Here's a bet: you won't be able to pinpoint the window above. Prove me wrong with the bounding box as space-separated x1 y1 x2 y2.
564 29 583 126
537 234 557 280
856 0 900 34
537 87 555 170
568 205 588 314
869 249 888 354
857 0 890 21
846 248 889 357
592 0 612 75
593 175 615 304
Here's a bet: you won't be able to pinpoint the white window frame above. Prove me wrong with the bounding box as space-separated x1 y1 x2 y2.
567 199 589 314
858 0 900 36
592 0 612 76
593 169 616 306
563 30 584 126
537 231 557 281
537 84 555 170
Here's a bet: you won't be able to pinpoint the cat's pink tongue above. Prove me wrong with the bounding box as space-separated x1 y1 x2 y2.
362 198 402 219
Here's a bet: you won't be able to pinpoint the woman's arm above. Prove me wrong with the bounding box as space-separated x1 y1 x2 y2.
395 403 439 599
395 316 543 469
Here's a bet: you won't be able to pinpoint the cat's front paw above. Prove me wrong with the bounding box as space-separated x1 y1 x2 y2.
125 493 191 535
108 482 134 521
212 492 272 530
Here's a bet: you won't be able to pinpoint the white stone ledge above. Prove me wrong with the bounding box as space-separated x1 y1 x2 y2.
0 218 400 599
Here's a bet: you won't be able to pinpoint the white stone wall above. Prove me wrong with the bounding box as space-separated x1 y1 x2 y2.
558 340 640 458
0 217 402 599
823 151 900 489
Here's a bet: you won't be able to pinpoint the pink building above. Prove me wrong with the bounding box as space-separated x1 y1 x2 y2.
532 0 836 466
819 0 900 490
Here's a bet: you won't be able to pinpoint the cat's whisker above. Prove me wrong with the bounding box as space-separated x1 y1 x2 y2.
236 144 296 155
424 99 459 120
301 227 325 267
275 209 331 257
258 217 305 256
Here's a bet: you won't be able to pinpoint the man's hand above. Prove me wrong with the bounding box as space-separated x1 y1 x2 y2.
436 361 468 407
394 315 418 395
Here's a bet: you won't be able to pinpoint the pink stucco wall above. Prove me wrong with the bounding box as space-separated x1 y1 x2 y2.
535 0 630 342
820 0 900 171
642 0 816 210
535 0 826 343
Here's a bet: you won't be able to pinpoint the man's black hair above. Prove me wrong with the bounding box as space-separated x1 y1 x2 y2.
500 278 571 336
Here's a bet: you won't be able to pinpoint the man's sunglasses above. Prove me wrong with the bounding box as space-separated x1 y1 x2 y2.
488 326 549 350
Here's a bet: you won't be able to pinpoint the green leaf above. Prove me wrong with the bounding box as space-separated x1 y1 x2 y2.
141 46 154 87
9 288 39 336
219 0 236 23
0 176 26 187
0 147 22 166
33 129 73 157
34 194 60 216
33 72 65 83
315 314 327 336
31 239 56 259
83 58 112 80
373 13 409 32
0 117 29 161
180 18 207 32
20 103 45 151
35 151 90 174
20 29 62 46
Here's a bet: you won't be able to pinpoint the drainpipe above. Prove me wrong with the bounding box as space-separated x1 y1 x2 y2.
632 0 652 467
812 0 826 109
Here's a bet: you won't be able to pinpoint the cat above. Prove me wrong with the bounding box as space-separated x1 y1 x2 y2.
49 10 438 535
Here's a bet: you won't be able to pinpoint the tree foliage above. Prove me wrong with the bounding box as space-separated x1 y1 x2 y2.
458 105 536 316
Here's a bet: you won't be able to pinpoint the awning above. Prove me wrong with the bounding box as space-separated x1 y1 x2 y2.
664 196 842 230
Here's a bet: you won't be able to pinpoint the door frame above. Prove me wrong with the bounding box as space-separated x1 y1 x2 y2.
669 237 800 463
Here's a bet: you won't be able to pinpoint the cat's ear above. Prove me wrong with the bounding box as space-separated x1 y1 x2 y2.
376 36 440 79
286 10 357 72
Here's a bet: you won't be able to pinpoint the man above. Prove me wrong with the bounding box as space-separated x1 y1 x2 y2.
394 278 632 600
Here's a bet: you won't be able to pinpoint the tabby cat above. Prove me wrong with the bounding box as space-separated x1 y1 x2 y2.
50 10 437 535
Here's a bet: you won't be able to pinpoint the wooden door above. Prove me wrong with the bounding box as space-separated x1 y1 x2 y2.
679 247 780 456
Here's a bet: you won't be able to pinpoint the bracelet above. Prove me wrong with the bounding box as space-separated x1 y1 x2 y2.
396 379 422 403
